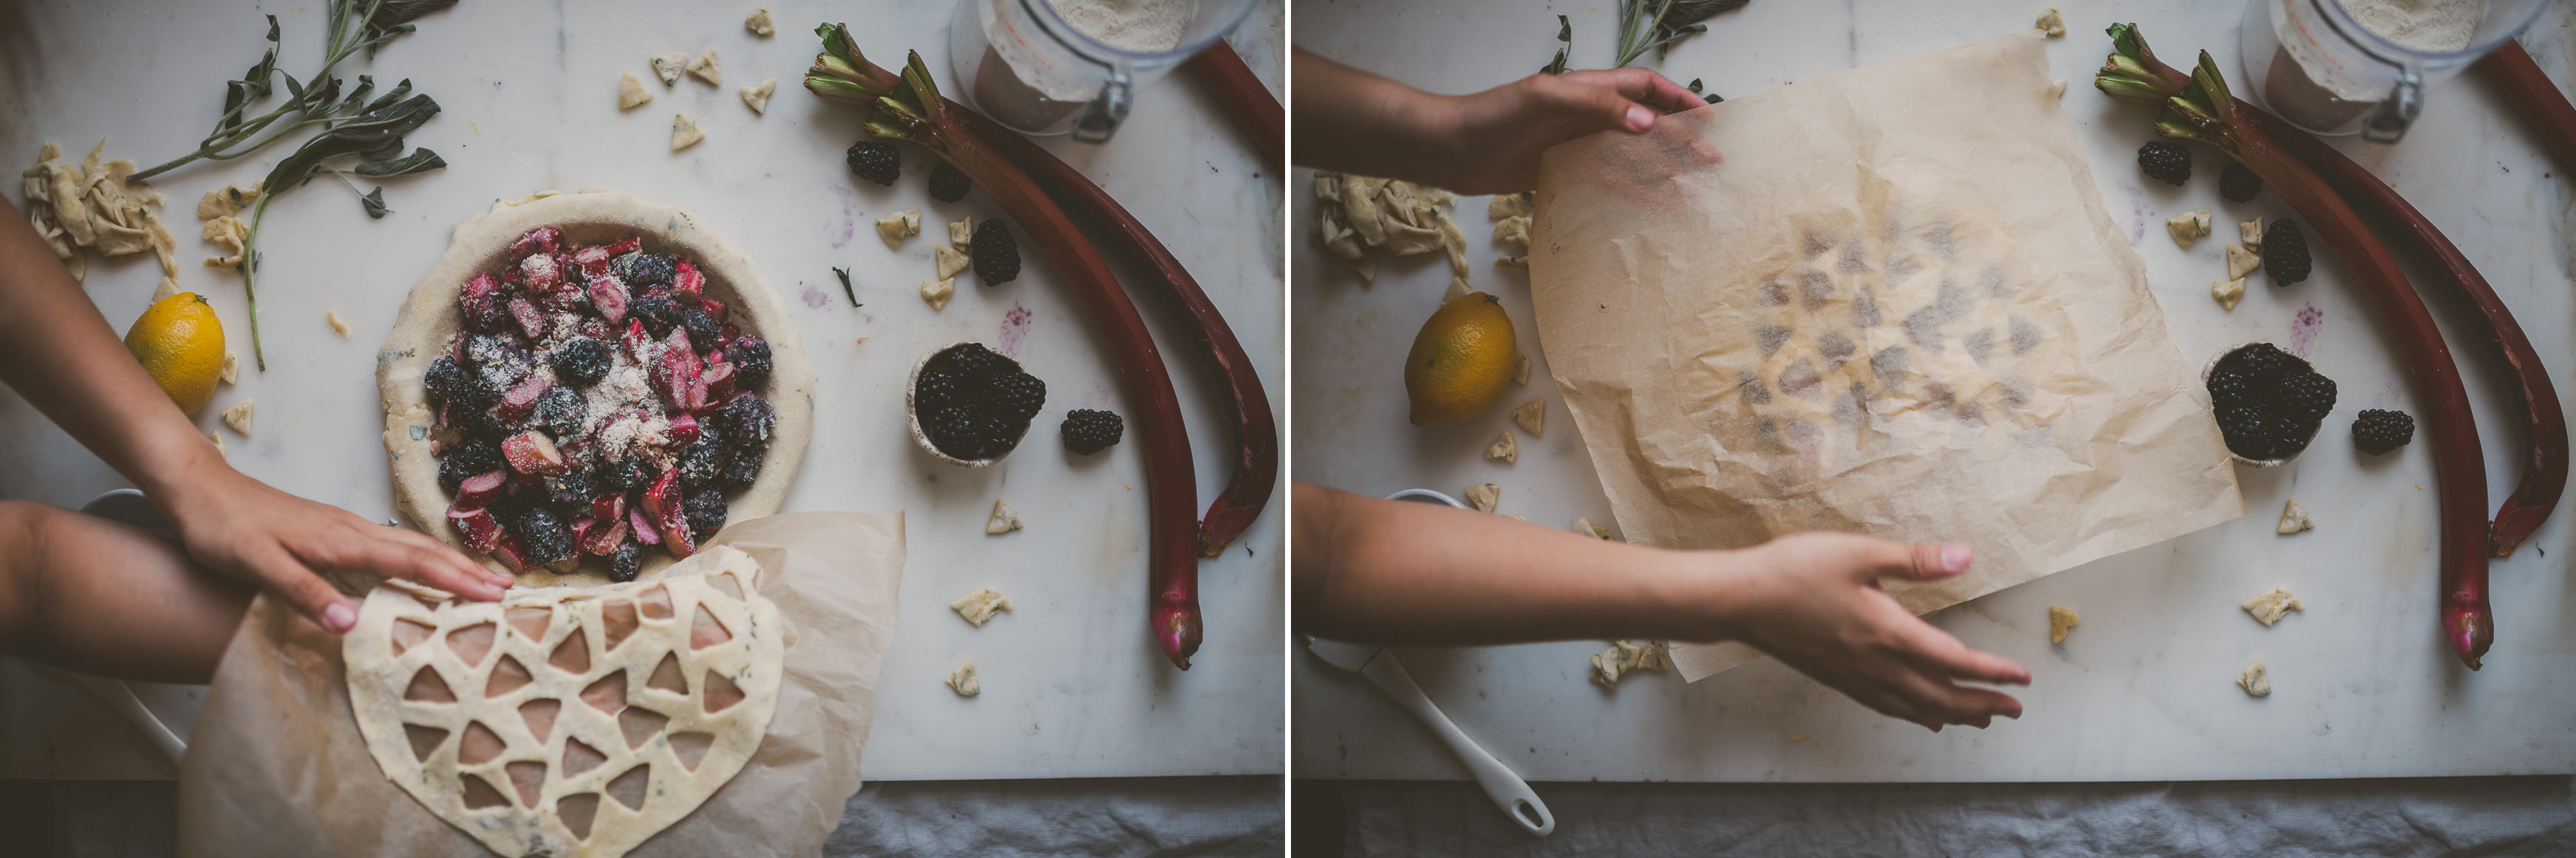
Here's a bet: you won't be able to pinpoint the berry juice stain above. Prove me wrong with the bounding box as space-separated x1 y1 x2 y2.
801 285 830 309
2290 304 2325 355
999 304 1034 357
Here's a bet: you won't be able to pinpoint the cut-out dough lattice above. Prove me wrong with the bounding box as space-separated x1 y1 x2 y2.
346 545 783 858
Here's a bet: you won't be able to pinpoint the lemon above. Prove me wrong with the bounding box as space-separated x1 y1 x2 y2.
1403 292 1517 426
126 292 227 415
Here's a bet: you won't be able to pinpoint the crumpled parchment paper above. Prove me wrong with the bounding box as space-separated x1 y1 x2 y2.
175 512 905 857
1526 32 2241 682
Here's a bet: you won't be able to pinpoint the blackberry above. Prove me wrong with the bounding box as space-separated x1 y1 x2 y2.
845 141 900 186
2220 163 2263 202
971 219 1021 284
936 341 1007 379
2206 369 2253 407
608 540 643 583
924 403 990 460
607 456 656 492
2352 409 2415 455
1060 409 1124 454
682 489 727 540
2221 342 2296 382
614 252 676 288
551 337 612 387
725 337 773 387
533 385 588 437
988 372 1047 423
629 293 682 338
513 508 575 565
914 370 960 406
2218 409 2276 460
677 433 727 487
716 393 776 449
465 335 531 399
2263 219 2311 284
717 449 761 490
424 355 474 406
457 403 514 440
679 304 720 346
448 437 502 476
928 162 971 202
544 470 594 514
2138 141 2192 186
2274 372 2338 423
464 293 512 334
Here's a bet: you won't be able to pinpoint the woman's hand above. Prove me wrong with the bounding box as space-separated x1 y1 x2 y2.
1421 67 1710 195
1716 532 2030 731
157 447 508 634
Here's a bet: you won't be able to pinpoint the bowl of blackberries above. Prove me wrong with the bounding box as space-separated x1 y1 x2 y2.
908 341 1047 466
2204 341 2336 466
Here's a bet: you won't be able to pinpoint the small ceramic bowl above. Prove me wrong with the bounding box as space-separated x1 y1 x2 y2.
906 341 1033 467
2202 341 2321 468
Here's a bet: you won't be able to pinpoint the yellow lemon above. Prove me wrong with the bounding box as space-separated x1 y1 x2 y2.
1403 292 1517 426
125 292 227 415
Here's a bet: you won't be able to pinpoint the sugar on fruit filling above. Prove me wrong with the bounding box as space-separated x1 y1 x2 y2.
423 226 779 579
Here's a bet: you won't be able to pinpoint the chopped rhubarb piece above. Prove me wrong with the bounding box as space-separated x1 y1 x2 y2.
663 326 697 369
667 413 702 446
629 506 661 544
697 297 728 321
672 260 705 301
453 472 508 509
494 377 551 422
502 431 568 476
508 226 563 261
590 492 626 525
572 244 617 278
571 516 597 546
508 296 547 341
448 506 504 553
700 361 737 401
520 252 563 295
660 517 697 558
620 318 654 361
588 276 631 325
715 322 740 352
601 237 641 258
641 469 680 520
489 536 532 572
580 517 631 555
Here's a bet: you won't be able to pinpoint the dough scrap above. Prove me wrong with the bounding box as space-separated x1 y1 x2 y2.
2226 243 2261 280
947 217 973 249
344 546 782 858
951 587 1012 627
618 73 653 110
2167 209 2211 248
920 278 953 311
1486 429 1518 463
2241 217 2265 250
2212 278 2244 311
221 350 239 384
1313 171 1466 285
946 659 979 697
1463 483 1500 512
1590 640 1671 686
1572 517 1610 540
1515 352 1530 384
745 4 774 36
985 500 1022 534
328 310 351 338
2238 658 2270 697
2277 498 2312 534
1487 192 1532 220
650 53 688 86
739 78 775 115
671 114 704 150
2036 4 2065 36
221 399 255 436
876 210 921 250
2047 605 2079 644
933 243 970 280
685 50 720 87
1513 399 1546 437
2242 587 2302 626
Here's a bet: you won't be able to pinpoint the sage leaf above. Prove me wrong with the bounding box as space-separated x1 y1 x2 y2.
360 187 389 218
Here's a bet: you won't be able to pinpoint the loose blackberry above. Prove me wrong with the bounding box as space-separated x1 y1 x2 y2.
2352 409 2415 455
544 470 594 514
551 336 612 387
717 449 761 490
513 508 575 565
680 304 720 346
2274 372 2338 423
2205 369 2252 407
1060 409 1124 454
607 457 656 492
677 432 726 487
971 219 1021 284
2220 163 2263 202
448 437 501 476
928 162 971 202
613 252 676 288
716 393 776 449
988 372 1047 423
2138 141 2192 186
845 141 900 186
725 337 773 387
533 385 588 437
2263 219 2311 284
425 355 474 406
683 489 728 540
629 293 682 338
608 541 643 582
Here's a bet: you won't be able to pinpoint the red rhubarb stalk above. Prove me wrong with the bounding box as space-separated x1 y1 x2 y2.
807 28 1206 668
2110 28 2569 557
1183 40 1285 167
2099 25 2494 668
2475 40 2576 177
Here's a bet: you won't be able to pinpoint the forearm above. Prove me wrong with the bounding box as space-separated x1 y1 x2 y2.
0 201 224 504
1290 48 1463 187
1292 483 1750 646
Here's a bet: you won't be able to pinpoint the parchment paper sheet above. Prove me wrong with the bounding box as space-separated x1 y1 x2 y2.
1527 33 2241 682
175 512 905 857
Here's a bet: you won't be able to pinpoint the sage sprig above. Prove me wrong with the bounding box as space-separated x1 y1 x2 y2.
1614 0 1747 67
232 87 448 369
134 0 457 181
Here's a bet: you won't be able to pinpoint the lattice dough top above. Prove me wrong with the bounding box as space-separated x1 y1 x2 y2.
344 544 784 858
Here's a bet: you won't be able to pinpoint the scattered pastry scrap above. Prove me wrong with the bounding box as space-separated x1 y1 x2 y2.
1514 352 1530 385
221 350 239 384
2047 78 2068 99
1589 640 1671 687
985 500 1022 534
2240 216 2265 250
2225 243 2261 280
650 52 688 86
2237 658 2270 697
2211 277 2244 311
671 114 704 150
947 217 973 249
744 4 774 36
2166 209 2211 249
2277 498 2313 534
327 310 350 338
934 243 970 280
920 278 953 311
2047 606 2079 644
739 78 775 115
1571 517 1610 540
2036 4 2065 37
1513 399 1545 437
2241 586 2303 626
946 659 979 697
21 142 180 292
1312 171 1468 286
618 73 653 110
685 50 720 87
876 210 921 249
220 399 255 436
207 430 226 457
950 587 1013 627
1463 483 1500 512
1491 198 1532 269
1485 429 1517 463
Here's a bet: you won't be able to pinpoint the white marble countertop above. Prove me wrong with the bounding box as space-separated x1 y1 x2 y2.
0 0 1283 782
1292 0 2576 782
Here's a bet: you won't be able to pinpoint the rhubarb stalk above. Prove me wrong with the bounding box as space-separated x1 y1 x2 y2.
2099 25 2495 667
806 27 1207 668
1182 40 1284 167
2475 40 2576 178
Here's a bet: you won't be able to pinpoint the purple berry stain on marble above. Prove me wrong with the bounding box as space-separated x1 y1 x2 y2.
2290 304 2324 355
801 284 830 309
2119 181 2146 246
999 304 1033 357
827 184 856 249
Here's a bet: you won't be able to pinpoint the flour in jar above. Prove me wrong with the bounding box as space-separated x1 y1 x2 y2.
1047 0 1195 52
2342 0 2486 52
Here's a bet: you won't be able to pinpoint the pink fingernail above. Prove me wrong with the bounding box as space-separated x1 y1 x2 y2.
1626 104 1654 131
1940 544 1973 572
323 602 357 632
